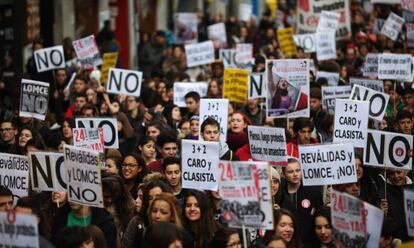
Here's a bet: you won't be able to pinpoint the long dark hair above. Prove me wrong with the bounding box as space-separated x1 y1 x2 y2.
310 207 334 247
263 208 302 248
122 152 148 198
140 180 173 225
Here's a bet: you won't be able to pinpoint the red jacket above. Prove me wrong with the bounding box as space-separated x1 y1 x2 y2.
235 144 252 161
286 137 318 158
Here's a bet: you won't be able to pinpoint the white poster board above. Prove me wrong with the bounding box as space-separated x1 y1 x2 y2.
72 35 102 68
0 153 29 203
75 118 119 149
185 41 215 68
317 11 340 32
350 84 390 121
381 12 405 41
34 45 65 72
174 13 198 44
293 33 316 53
248 73 266 99
378 53 412 80
349 78 384 92
316 71 339 86
107 68 143 97
0 212 39 248
239 3 253 22
404 189 414 237
199 98 229 143
247 126 287 165
173 82 208 107
19 79 49 121
322 86 352 115
363 53 379 78
316 31 337 61
29 152 67 192
208 22 227 48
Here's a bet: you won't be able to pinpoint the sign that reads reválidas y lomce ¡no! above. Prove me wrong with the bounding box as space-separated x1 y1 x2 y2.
29 152 67 192
298 143 357 186
181 139 219 191
64 144 103 208
20 79 49 121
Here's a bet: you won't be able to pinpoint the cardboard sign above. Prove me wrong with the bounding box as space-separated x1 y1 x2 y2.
64 145 103 208
181 140 219 190
100 52 118 85
402 0 414 12
239 3 253 22
235 43 253 64
293 33 316 53
19 79 49 121
0 153 29 203
316 71 339 86
174 13 198 44
75 118 119 148
350 84 390 121
404 189 414 237
297 0 351 39
363 53 379 78
207 22 227 48
299 143 357 186
317 11 340 32
277 28 297 57
349 78 384 92
364 129 413 171
333 99 369 148
223 68 249 103
72 35 102 68
173 82 208 107
266 59 310 118
331 191 367 246
381 12 405 41
107 68 143 97
218 161 263 227
316 31 337 61
407 23 414 48
248 73 266 99
247 126 287 165
199 98 229 143
219 49 252 69
364 201 384 248
185 41 215 68
34 45 65 72
322 86 352 115
29 152 67 192
0 212 39 248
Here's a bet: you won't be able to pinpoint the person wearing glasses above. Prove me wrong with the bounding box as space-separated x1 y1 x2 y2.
121 153 148 199
0 119 18 154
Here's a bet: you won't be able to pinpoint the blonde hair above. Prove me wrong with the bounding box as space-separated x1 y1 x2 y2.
147 192 183 228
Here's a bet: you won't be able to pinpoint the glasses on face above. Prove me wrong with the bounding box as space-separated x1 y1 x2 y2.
0 128 14 132
122 163 140 169
204 130 219 135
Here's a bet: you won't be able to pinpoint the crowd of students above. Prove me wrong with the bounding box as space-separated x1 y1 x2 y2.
1 1 414 247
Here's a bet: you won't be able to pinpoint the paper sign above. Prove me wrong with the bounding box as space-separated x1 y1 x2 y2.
64 145 103 208
239 3 253 22
404 189 414 237
73 128 105 153
293 33 316 53
402 1 414 12
208 22 227 48
381 12 405 41
220 49 252 69
107 68 143 97
19 79 49 121
316 31 337 61
266 59 310 118
174 13 198 44
364 129 413 171
277 28 297 57
299 143 357 186
363 53 379 77
34 45 65 72
322 86 352 115
371 0 399 4
333 99 369 148
349 78 384 92
404 11 414 23
0 153 29 203
72 35 102 68
247 126 287 165
317 11 340 32
75 118 119 148
248 73 266 99
0 212 39 248
316 71 339 86
223 68 249 103
364 201 384 248
235 43 253 64
173 82 208 107
199 98 229 143
407 24 414 48
350 84 390 121
181 140 219 190
185 41 215 67
100 52 118 85
29 152 67 192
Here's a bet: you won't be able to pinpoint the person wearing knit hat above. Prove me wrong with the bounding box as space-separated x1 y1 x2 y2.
187 115 199 140
270 166 282 209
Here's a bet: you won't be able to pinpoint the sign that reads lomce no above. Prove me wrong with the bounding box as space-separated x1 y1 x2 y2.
185 40 215 67
181 139 219 191
75 118 119 149
298 143 357 186
34 45 65 72
20 79 49 121
349 84 390 121
64 144 103 208
29 152 67 192
107 68 142 97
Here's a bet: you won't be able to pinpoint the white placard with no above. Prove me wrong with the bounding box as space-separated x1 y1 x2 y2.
381 12 405 41
248 73 266 99
350 84 390 121
293 33 316 53
75 118 119 149
107 68 143 97
34 45 65 72
29 152 67 192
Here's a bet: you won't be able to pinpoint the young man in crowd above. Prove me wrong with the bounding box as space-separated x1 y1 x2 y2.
162 156 187 210
396 110 413 135
184 91 200 119
0 119 18 153
0 185 13 211
286 117 318 158
147 132 178 173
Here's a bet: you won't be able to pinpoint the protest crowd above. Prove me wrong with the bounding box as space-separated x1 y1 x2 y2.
3 0 414 248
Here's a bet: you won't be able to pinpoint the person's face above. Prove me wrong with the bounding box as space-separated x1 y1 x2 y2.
52 191 67 204
380 118 388 130
230 113 247 134
379 236 392 248
180 121 190 134
55 70 67 85
105 158 119 175
140 141 156 159
389 90 400 103
190 120 199 135
75 97 87 111
284 162 301 185
0 195 13 211
202 124 220 141
185 196 201 221
343 183 360 197
86 89 96 103
226 233 241 248
276 215 294 242
310 98 321 112
403 93 414 107
185 98 199 114
157 82 166 94
165 163 181 188
147 126 161 139
398 118 413 134
148 187 163 204
209 81 219 95
150 200 172 224
135 189 143 212
267 239 287 248
161 142 178 158
168 240 183 248
74 79 87 93
389 170 408 186
172 107 182 121
82 108 94 117
126 97 139 111
18 129 33 148
297 127 312 144
315 216 333 245
0 122 17 143
122 156 142 180
100 102 109 114
62 121 72 138
271 177 280 196
355 158 363 179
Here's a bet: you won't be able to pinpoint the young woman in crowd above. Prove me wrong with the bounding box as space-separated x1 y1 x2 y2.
227 111 252 152
309 207 342 248
121 153 148 198
137 136 157 165
61 118 75 145
263 209 302 248
209 227 241 248
105 156 122 176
